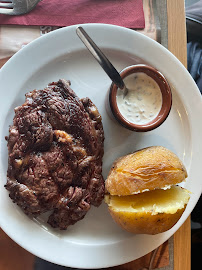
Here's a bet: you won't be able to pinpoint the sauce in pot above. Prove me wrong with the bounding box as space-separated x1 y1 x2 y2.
116 72 162 125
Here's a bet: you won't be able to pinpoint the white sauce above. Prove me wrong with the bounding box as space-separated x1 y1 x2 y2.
116 72 162 125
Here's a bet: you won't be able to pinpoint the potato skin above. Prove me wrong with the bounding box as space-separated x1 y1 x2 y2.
106 146 187 196
108 206 186 235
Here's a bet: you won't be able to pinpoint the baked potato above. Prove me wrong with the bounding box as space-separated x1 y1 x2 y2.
105 146 190 234
106 146 187 196
106 185 190 234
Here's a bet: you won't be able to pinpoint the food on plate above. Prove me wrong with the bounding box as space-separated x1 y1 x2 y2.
105 146 190 234
116 72 162 125
108 65 172 132
106 186 190 235
106 146 187 196
5 79 104 230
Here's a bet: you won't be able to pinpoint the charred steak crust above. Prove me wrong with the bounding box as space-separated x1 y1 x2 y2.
5 79 105 229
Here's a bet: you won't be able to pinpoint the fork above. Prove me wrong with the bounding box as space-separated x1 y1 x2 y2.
0 0 40 15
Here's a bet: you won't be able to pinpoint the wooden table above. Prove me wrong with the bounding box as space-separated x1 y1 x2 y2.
167 1 191 270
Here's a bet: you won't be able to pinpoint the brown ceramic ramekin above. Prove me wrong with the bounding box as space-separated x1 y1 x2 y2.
107 64 172 132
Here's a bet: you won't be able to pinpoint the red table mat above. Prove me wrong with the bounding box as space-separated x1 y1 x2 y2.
0 0 145 28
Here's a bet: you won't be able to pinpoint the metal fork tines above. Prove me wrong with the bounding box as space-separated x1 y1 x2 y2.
0 0 40 15
0 0 13 15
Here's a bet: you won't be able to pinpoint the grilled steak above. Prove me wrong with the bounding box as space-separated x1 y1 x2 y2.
5 79 104 229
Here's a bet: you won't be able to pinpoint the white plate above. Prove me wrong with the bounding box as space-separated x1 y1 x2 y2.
0 24 202 269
